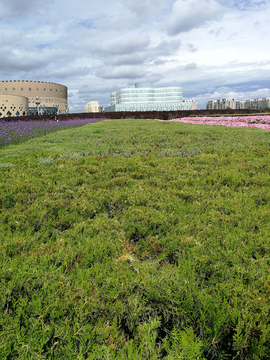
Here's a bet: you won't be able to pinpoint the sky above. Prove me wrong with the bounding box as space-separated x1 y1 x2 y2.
0 0 269 111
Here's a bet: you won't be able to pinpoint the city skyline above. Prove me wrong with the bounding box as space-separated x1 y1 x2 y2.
0 0 269 112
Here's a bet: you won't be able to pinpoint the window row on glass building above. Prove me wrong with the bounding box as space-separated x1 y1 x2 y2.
105 82 197 112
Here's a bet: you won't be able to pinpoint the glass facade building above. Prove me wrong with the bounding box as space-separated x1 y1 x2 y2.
29 106 58 116
105 82 194 112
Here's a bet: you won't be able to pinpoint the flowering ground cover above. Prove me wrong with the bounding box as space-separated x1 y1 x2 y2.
170 115 270 130
0 118 106 148
1 120 270 358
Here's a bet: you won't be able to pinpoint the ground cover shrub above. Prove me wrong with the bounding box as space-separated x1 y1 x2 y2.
1 119 270 358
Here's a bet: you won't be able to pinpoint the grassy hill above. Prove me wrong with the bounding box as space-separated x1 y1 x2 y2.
1 119 270 359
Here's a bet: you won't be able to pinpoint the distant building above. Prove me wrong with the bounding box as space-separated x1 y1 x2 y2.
236 98 270 110
206 99 236 110
104 82 198 112
0 80 69 118
206 97 270 111
183 99 198 110
85 100 102 113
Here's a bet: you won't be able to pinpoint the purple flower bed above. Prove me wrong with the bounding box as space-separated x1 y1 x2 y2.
0 118 107 148
169 115 270 130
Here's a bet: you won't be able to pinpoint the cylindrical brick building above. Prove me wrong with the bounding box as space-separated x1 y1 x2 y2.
0 80 69 117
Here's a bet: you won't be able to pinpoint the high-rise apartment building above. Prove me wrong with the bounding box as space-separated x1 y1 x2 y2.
206 97 270 110
206 99 236 110
236 98 270 109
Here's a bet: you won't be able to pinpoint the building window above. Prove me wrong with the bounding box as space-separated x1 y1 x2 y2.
13 88 15 91
21 88 23 91
29 88 32 91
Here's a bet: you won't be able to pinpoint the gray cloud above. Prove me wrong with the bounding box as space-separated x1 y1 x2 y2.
166 0 225 35
152 59 171 66
124 0 168 15
95 65 150 80
151 39 181 56
0 44 76 75
92 34 151 56
100 39 181 68
186 43 197 52
0 51 49 73
110 54 149 66
184 63 197 70
208 27 224 36
0 0 45 19
48 66 92 80
92 13 141 31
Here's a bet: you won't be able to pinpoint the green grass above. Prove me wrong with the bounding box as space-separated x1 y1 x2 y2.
1 119 270 359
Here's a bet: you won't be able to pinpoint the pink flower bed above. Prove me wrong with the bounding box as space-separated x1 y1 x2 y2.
169 116 270 130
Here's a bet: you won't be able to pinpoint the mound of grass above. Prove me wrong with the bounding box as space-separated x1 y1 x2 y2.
1 119 270 359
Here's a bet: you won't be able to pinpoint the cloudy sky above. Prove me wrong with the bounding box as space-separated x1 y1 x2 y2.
0 0 269 111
